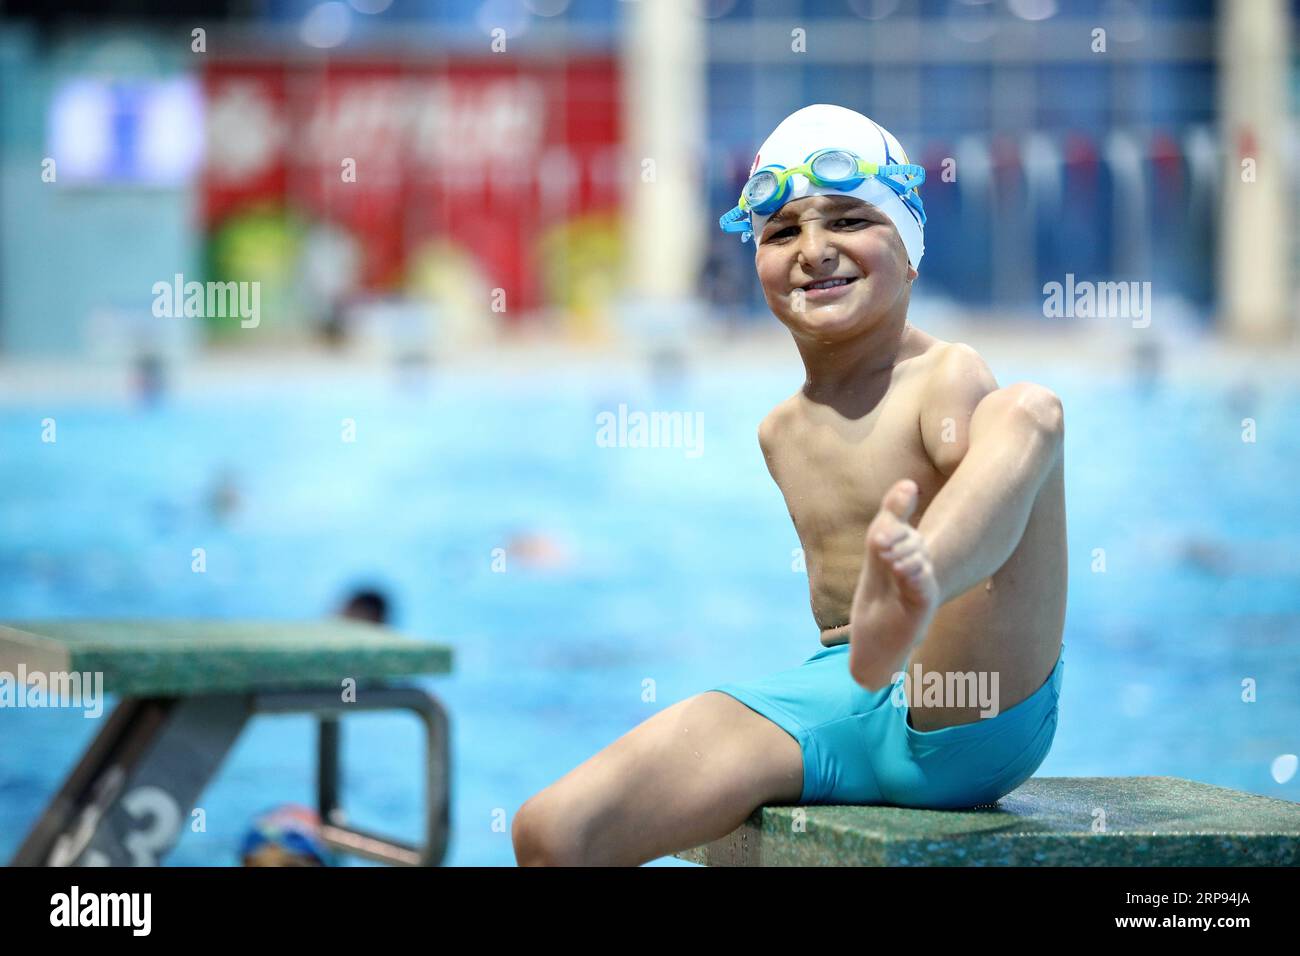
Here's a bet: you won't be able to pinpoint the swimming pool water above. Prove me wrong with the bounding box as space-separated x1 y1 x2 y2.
1 361 1298 865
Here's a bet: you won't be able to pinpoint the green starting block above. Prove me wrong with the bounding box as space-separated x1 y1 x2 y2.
676 776 1300 866
0 619 453 867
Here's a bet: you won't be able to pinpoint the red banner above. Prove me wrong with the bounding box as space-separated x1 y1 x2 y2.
202 56 622 319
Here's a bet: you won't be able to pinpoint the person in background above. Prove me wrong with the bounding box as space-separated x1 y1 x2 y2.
207 467 242 525
133 352 166 407
239 804 335 867
503 532 572 572
340 588 390 625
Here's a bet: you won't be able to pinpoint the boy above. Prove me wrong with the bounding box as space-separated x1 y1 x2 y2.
513 104 1067 866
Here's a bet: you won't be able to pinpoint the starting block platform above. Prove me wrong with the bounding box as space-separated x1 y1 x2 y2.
1 619 453 867
675 776 1300 866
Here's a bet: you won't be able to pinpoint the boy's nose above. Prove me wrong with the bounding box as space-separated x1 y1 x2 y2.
796 225 836 270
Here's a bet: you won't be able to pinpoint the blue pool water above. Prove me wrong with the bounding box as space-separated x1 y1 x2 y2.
1 359 1298 865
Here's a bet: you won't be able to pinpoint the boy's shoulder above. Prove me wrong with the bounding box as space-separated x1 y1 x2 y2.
757 392 800 455
912 339 999 400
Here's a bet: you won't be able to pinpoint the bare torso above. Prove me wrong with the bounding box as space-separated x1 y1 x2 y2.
760 328 1068 728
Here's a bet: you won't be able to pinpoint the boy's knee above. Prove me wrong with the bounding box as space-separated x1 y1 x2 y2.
512 795 588 866
998 382 1064 438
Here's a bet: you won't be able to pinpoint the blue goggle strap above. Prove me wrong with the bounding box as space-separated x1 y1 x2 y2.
719 204 753 237
719 161 927 238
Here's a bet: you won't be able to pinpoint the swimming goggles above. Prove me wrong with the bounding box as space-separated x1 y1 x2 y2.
719 147 927 242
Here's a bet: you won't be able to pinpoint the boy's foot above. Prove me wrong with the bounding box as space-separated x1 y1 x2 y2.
849 478 940 690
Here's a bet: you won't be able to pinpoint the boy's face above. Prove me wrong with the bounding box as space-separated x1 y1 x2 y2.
754 194 917 339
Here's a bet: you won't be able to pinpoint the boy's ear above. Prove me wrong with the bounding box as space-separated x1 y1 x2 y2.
907 263 918 282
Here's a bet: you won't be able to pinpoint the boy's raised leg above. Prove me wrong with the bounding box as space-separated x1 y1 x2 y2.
512 691 803 866
849 382 1065 691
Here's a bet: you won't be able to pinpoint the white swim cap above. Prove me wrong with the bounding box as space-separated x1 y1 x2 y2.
747 104 925 270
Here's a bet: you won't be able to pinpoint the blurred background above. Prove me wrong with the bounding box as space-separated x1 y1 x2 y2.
0 0 1297 866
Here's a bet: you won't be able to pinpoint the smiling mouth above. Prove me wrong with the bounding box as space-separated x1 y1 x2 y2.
801 276 858 291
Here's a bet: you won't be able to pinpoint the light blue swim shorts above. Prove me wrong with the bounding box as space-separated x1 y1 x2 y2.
710 642 1064 809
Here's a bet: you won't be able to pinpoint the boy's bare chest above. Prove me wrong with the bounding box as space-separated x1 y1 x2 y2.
767 407 936 539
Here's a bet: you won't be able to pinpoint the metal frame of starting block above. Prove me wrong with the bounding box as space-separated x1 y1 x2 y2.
2 620 453 867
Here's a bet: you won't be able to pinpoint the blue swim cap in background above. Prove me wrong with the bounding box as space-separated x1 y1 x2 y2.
239 803 336 866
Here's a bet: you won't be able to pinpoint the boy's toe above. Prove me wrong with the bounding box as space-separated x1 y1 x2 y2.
873 521 909 550
883 532 921 561
882 478 920 521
